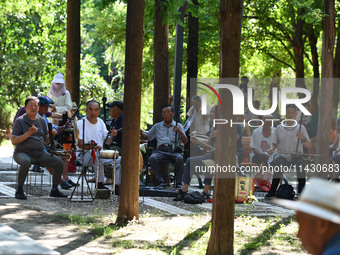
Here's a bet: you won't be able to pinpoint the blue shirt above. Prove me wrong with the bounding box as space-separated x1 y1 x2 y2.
146 120 185 148
323 231 340 255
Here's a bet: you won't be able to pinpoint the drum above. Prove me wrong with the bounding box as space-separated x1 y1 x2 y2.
100 150 119 159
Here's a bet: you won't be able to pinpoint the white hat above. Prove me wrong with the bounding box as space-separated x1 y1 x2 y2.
52 73 65 84
275 178 340 224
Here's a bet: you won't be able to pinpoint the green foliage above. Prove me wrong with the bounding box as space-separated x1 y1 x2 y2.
0 0 66 107
80 54 118 103
0 101 13 144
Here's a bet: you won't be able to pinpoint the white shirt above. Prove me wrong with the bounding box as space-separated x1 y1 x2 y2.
272 124 310 161
77 117 107 148
187 106 209 134
48 90 72 113
250 126 276 162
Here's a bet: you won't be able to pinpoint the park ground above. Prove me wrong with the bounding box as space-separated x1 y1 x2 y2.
0 140 309 255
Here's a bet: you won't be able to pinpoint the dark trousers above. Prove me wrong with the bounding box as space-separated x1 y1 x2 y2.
267 156 306 195
148 149 184 186
14 151 63 188
182 153 213 186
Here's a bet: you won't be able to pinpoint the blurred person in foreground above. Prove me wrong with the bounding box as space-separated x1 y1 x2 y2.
275 178 340 255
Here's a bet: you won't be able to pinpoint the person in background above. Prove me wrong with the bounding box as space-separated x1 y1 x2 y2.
250 115 275 165
140 105 188 188
185 95 209 134
330 118 340 182
48 73 72 114
276 178 340 255
102 101 124 186
37 96 77 189
265 104 311 198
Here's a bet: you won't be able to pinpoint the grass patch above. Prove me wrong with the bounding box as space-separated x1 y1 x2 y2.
50 212 305 254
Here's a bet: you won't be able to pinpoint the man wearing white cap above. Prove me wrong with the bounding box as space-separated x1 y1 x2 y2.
276 178 340 255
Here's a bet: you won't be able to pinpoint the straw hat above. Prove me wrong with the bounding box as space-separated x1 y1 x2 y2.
275 178 340 224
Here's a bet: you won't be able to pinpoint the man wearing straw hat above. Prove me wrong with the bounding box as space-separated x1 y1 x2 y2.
276 178 340 255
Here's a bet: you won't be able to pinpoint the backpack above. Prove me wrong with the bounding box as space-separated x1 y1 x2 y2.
275 179 295 200
184 191 205 204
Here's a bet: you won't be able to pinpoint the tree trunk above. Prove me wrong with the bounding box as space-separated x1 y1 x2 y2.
185 0 199 160
315 0 335 172
206 0 242 254
117 0 145 223
293 9 306 89
186 0 199 112
153 0 169 124
308 24 320 103
66 0 81 104
332 19 340 118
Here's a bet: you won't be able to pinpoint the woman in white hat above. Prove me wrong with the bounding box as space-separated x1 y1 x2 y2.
48 73 72 114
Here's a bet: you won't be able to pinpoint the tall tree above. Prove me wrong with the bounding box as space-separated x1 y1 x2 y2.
117 0 145 223
206 0 242 254
186 0 199 111
153 0 169 123
316 0 335 169
308 24 321 102
66 0 81 104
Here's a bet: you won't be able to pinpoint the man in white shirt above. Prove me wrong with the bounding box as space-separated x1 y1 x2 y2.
265 104 311 198
250 115 275 165
77 100 109 190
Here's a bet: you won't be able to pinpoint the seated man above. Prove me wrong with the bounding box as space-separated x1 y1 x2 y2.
103 101 124 185
140 105 188 188
250 115 275 165
177 121 244 200
11 96 67 199
37 96 76 189
105 101 123 152
265 104 311 198
76 100 110 190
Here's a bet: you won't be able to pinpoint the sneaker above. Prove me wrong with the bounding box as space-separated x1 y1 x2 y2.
265 193 275 199
61 180 72 190
97 183 109 190
50 189 68 198
67 179 79 187
15 190 27 200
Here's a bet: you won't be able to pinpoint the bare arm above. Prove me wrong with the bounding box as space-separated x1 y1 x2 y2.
11 125 38 145
173 125 188 144
140 130 148 140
